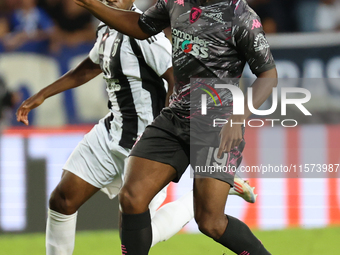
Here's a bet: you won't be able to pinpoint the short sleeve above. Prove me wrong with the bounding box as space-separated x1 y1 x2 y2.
89 24 106 64
138 0 170 36
233 9 275 76
137 32 172 76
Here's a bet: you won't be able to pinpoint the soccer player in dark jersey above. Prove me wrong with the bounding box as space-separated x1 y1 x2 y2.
73 0 278 254
16 0 255 253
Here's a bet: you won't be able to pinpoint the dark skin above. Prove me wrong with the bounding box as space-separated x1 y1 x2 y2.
16 1 175 213
16 59 174 214
76 0 278 241
73 0 277 154
217 69 278 158
16 57 102 126
119 70 277 241
16 58 174 126
16 57 103 214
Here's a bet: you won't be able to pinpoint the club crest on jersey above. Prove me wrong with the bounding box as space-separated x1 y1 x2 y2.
190 7 202 24
112 38 121 57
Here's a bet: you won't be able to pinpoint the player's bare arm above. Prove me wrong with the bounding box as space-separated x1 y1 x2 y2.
16 57 101 125
73 0 150 40
160 67 174 107
217 67 278 157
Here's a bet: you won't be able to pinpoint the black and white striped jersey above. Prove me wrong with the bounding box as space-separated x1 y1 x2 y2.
89 7 172 149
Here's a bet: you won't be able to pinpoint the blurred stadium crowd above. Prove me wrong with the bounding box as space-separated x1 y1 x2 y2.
0 0 340 55
0 0 96 54
0 0 340 126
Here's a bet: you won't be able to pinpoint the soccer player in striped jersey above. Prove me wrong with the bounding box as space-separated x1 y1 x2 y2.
16 0 256 254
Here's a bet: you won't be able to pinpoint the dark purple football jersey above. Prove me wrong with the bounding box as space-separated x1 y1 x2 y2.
139 0 275 112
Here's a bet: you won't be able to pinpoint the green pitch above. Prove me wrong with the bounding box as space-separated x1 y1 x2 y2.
0 227 339 255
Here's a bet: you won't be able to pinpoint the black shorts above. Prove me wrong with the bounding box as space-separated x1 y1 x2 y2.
130 108 245 186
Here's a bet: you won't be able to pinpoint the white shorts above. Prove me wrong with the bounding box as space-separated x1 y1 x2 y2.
63 114 167 212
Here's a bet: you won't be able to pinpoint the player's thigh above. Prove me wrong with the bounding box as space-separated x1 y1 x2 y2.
149 185 168 217
121 125 189 212
120 156 177 213
50 170 100 212
50 119 120 210
192 142 244 217
193 177 231 219
62 118 128 200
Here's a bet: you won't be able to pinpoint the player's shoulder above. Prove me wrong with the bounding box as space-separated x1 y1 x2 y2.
233 0 259 23
96 22 108 37
232 1 262 31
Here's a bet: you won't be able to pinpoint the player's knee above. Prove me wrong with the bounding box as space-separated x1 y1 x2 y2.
49 189 77 215
195 214 227 240
119 186 147 214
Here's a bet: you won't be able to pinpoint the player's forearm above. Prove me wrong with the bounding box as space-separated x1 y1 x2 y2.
76 0 150 40
165 93 171 107
161 67 174 107
231 67 278 122
39 57 102 99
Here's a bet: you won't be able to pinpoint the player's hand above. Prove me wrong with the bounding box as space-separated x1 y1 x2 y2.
16 93 45 126
217 117 243 158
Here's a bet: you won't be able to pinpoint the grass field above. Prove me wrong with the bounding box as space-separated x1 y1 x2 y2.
1 227 339 255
